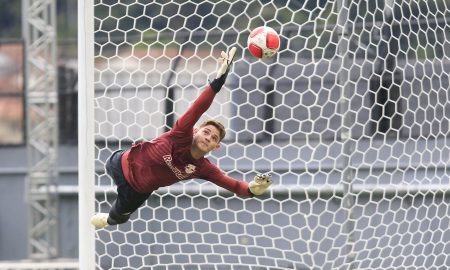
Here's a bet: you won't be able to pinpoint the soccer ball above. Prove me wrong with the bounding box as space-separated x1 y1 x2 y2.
247 26 280 59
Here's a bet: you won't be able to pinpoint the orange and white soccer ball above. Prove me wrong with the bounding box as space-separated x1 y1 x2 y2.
247 26 280 59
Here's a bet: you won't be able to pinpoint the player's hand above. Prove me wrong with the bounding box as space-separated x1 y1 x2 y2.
216 47 237 79
249 173 273 196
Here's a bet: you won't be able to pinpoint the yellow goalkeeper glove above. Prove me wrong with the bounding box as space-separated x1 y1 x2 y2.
210 47 237 93
249 173 273 196
216 46 237 79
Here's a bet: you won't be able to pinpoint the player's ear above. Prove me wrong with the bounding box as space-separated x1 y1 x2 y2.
213 143 221 151
193 127 199 134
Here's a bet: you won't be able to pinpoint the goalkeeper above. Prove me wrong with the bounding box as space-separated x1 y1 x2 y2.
91 47 273 228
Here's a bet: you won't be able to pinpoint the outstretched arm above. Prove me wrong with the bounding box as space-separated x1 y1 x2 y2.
210 173 253 197
203 162 273 197
172 47 237 133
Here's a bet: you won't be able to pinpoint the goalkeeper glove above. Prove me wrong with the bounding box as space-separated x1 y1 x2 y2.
210 47 237 93
249 173 273 196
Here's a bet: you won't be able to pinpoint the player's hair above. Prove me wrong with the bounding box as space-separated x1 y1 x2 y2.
199 119 226 142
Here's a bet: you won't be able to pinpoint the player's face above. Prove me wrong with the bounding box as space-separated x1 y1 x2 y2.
193 125 221 154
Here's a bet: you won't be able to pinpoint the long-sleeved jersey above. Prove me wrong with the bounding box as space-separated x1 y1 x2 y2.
120 85 251 197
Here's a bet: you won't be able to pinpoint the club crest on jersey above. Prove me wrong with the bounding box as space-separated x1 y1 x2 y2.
185 164 196 174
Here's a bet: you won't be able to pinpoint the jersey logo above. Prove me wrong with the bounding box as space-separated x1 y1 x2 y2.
163 155 196 179
184 164 196 174
163 155 185 180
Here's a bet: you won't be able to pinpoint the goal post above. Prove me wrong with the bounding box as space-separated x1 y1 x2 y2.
78 0 450 269
78 0 95 269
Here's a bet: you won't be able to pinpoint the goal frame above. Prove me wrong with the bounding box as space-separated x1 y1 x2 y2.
78 0 95 268
77 0 450 269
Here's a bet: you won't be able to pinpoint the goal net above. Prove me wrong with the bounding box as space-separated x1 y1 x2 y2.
79 0 450 269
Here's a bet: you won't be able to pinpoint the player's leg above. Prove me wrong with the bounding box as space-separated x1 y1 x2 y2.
92 187 149 228
91 149 149 228
107 183 150 225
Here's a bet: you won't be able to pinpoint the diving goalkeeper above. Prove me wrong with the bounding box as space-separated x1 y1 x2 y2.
91 47 273 228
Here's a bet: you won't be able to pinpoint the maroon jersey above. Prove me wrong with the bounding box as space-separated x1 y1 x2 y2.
121 85 251 197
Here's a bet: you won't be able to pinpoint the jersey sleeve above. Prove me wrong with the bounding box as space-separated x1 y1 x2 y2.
171 85 216 137
200 160 252 197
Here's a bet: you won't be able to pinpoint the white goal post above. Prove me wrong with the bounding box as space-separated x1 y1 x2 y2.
78 0 95 269
79 0 450 269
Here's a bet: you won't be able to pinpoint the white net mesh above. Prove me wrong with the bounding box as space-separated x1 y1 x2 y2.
91 0 450 269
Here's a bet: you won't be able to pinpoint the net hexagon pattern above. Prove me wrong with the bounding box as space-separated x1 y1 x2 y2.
92 0 450 269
